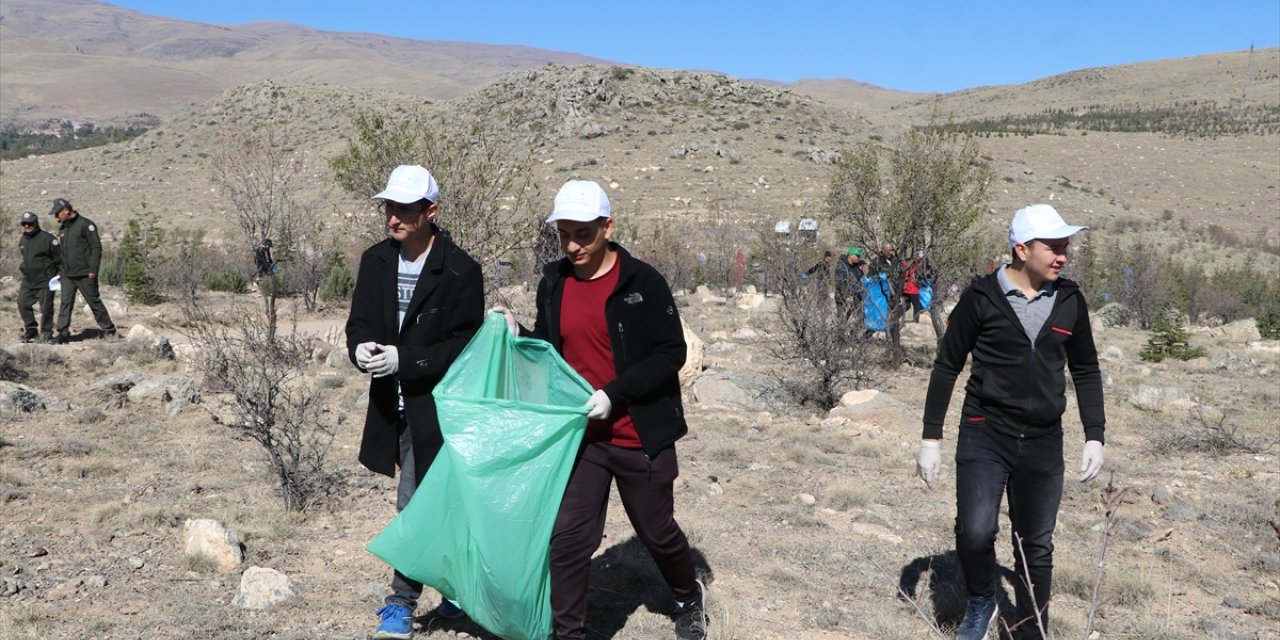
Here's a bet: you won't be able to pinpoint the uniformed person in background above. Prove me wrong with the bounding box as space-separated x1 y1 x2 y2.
50 198 117 343
17 211 60 343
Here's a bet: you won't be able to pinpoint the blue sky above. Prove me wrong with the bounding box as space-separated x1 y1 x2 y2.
108 1 1279 93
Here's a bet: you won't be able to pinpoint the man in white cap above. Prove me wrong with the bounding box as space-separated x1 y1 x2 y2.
345 165 485 639
495 180 707 640
915 204 1106 640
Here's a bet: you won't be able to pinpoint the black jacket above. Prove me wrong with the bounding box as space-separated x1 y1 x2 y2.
19 227 60 285
57 214 103 278
525 243 688 459
922 272 1106 443
345 228 484 482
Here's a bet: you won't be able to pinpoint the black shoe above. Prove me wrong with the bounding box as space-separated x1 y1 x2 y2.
54 333 70 344
101 329 119 340
20 331 37 343
674 580 708 640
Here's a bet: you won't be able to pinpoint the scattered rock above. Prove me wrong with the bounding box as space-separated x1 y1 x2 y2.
0 382 62 416
679 320 705 390
183 518 244 572
1162 505 1197 522
325 346 350 368
125 324 175 359
1246 339 1280 354
827 389 920 435
1093 303 1134 329
1099 346 1124 362
1207 318 1260 343
127 376 200 407
691 369 787 411
1151 485 1173 505
795 493 816 506
1127 385 1192 412
233 566 297 609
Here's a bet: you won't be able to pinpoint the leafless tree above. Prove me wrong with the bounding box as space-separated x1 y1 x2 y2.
826 124 991 365
330 110 541 298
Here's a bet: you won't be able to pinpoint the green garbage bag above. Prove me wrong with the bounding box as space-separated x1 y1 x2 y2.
367 312 591 640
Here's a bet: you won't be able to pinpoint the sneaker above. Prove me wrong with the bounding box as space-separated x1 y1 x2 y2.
432 598 464 619
956 595 997 640
673 580 708 640
373 603 414 639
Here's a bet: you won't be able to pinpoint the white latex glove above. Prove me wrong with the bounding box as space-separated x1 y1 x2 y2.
916 440 942 489
584 389 612 420
490 307 519 335
354 341 378 369
1079 440 1104 483
367 344 399 378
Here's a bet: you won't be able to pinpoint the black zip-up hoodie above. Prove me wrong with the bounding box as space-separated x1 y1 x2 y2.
525 243 688 459
922 271 1106 443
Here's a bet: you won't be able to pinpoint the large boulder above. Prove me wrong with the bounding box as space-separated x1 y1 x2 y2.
182 518 243 573
233 567 297 609
1093 302 1134 329
827 389 920 435
0 382 70 416
126 325 175 359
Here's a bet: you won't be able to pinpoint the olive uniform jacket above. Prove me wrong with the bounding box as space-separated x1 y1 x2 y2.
345 228 484 484
57 214 103 278
19 228 60 286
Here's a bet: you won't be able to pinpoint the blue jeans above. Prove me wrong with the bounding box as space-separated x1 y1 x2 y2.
954 425 1063 639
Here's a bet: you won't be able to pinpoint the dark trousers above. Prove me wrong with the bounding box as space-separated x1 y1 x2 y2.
57 275 115 335
386 418 424 610
550 442 698 640
955 426 1063 640
18 283 55 338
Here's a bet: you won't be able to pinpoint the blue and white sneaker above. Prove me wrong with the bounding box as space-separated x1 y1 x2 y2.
955 595 997 640
373 603 414 639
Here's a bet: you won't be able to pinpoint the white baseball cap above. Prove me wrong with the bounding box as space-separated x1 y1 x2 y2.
546 180 611 223
372 165 439 204
1009 204 1087 247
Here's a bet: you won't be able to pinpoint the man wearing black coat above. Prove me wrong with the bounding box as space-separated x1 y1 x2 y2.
17 211 60 342
345 165 484 639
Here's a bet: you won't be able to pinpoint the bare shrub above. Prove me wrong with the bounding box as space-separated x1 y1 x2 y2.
1149 406 1277 456
756 226 873 408
190 306 345 513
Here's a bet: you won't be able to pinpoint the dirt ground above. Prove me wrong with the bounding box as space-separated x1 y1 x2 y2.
1 281 1278 640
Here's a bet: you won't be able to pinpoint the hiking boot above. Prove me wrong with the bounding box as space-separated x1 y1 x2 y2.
54 333 70 345
673 580 708 640
432 598 464 620
372 603 414 639
101 329 119 340
956 595 997 640
20 331 37 343
39 335 54 344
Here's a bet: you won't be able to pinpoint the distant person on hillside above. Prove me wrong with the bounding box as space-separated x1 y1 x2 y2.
494 180 707 640
50 198 116 343
254 238 276 278
345 165 485 639
901 250 934 322
803 250 834 282
833 246 865 313
916 204 1106 640
17 211 60 343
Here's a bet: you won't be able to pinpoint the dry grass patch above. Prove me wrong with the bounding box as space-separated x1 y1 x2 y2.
823 481 871 511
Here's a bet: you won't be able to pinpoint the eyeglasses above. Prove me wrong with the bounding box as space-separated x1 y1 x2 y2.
381 201 431 218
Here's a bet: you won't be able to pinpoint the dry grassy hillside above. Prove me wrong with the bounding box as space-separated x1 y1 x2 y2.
2 58 1278 278
0 0 605 126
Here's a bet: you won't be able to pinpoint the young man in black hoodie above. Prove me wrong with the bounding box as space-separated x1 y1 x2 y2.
916 204 1106 640
497 180 705 640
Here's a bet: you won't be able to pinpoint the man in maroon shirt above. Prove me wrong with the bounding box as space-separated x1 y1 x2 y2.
497 180 705 640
